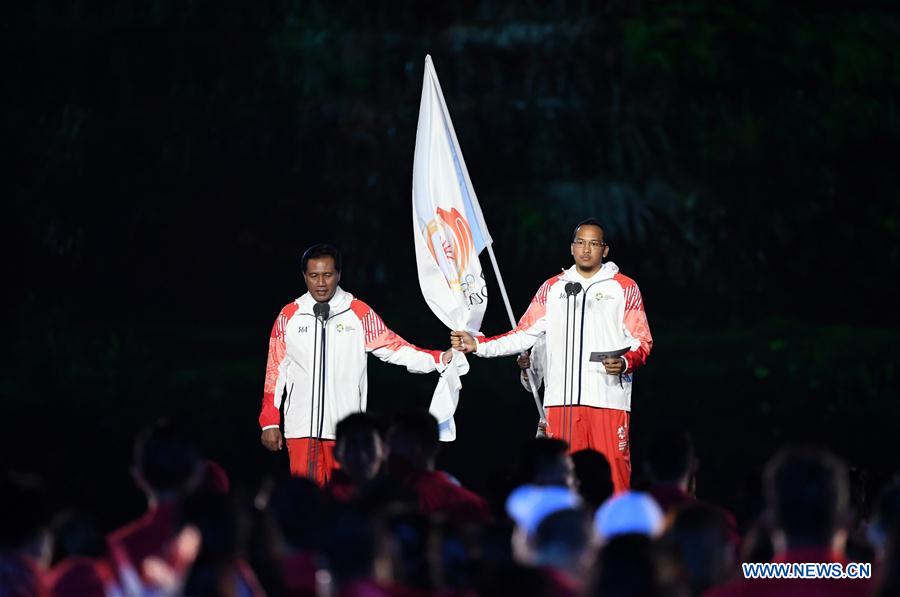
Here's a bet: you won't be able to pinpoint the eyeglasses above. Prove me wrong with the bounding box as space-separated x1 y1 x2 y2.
572 239 607 249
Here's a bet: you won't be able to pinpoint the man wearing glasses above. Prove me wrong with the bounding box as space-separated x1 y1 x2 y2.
451 218 652 492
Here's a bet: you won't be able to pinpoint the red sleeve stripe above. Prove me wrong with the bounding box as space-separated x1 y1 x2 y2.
272 302 299 340
534 274 561 305
361 309 387 345
613 274 652 371
624 284 642 310
614 274 643 311
260 302 299 429
480 274 559 343
351 298 441 362
350 298 378 342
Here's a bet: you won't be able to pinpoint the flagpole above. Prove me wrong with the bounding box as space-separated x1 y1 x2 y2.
425 55 546 426
485 244 547 423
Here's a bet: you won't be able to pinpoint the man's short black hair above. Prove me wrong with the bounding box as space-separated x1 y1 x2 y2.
336 412 383 445
514 437 570 486
134 420 200 493
572 449 614 510
301 244 342 273
764 446 849 545
388 410 440 460
572 218 606 241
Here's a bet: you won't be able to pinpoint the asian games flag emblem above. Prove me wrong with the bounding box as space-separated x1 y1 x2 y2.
412 55 493 441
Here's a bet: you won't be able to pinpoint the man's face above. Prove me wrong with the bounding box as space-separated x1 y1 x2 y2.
336 430 384 482
304 256 341 303
571 225 609 272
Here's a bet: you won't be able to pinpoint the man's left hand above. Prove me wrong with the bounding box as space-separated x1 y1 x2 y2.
516 351 531 370
602 356 627 375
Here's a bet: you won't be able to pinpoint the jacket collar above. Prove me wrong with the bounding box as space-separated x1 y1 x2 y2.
562 261 619 284
297 286 353 315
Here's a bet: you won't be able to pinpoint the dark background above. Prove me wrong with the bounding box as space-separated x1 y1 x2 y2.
3 1 899 530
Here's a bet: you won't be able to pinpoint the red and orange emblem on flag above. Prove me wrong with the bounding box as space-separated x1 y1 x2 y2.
424 207 475 290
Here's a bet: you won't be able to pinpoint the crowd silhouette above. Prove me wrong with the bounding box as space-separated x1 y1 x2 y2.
2 413 899 596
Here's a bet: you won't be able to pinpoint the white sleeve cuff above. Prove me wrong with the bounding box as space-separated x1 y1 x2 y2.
261 425 280 431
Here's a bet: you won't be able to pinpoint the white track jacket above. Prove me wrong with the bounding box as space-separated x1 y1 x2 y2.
259 287 445 439
477 262 652 412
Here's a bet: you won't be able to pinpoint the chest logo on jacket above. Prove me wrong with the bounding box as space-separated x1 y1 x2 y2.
335 323 355 333
297 325 309 334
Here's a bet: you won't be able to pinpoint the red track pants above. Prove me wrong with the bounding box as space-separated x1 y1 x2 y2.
546 405 631 494
286 438 336 486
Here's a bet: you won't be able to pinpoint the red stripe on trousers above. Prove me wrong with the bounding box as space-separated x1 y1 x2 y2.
546 405 631 494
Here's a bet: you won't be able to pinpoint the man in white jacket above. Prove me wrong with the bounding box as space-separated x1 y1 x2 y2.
260 244 451 484
451 219 652 492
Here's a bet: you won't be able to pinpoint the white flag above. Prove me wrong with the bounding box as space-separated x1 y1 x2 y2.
413 55 492 441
